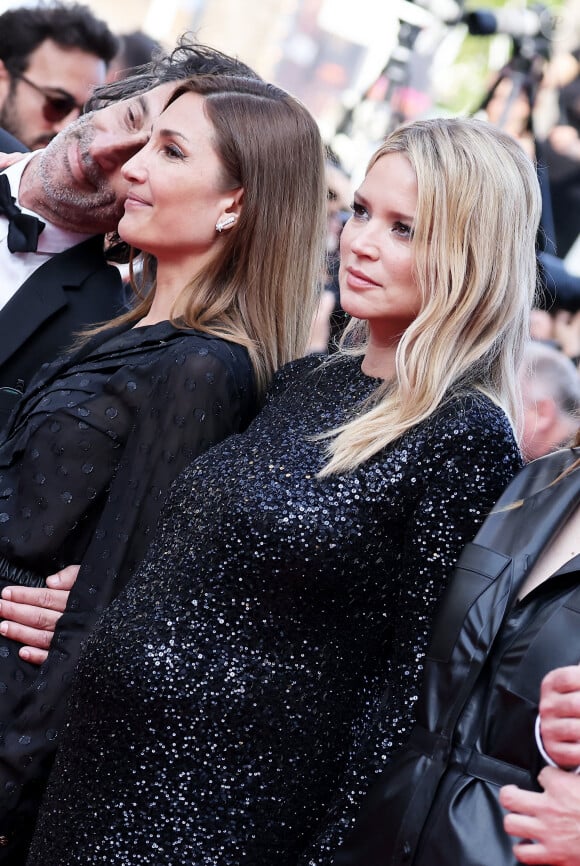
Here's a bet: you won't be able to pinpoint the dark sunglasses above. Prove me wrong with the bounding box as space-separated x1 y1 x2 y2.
14 74 83 122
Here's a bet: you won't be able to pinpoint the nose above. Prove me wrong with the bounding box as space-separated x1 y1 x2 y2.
121 148 148 183
347 221 380 260
89 130 149 175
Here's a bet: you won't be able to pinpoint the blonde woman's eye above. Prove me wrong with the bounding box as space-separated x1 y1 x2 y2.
351 201 368 220
393 221 413 238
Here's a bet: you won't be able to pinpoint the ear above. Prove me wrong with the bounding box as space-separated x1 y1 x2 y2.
0 60 11 106
534 397 557 433
216 186 244 229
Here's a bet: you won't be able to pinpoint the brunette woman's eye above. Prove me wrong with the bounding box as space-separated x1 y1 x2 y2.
164 144 185 159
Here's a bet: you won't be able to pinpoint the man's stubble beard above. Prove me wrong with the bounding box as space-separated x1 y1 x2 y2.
36 120 125 234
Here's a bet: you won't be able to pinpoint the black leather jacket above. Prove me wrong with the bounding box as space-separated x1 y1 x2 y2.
336 447 580 866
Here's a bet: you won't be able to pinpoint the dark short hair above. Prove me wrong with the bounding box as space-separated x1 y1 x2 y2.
0 2 118 75
110 31 163 80
86 33 260 110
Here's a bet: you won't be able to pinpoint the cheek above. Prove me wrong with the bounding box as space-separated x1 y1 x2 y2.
400 259 416 290
339 220 355 256
381 247 415 286
108 172 130 196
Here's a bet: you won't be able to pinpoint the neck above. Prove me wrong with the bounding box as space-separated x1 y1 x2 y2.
16 154 47 218
136 263 190 327
361 339 397 380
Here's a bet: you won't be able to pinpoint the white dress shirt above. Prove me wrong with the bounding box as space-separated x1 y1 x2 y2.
0 152 91 311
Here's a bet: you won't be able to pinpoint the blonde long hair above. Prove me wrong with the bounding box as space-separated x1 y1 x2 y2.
98 75 327 395
320 117 542 476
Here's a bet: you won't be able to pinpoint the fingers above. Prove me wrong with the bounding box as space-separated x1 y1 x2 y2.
540 722 580 768
0 598 61 633
540 666 580 768
502 772 580 866
46 563 80 590
0 151 26 169
0 619 54 650
18 646 49 666
500 784 544 814
0 586 70 656
501 786 548 865
537 765 580 801
541 666 580 696
0 585 70 613
510 841 552 865
503 811 543 839
0 567 78 658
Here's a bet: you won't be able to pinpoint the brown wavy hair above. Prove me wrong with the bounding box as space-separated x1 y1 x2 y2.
94 74 327 395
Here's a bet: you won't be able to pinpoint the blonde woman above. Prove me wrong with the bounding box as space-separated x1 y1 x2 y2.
25 117 540 866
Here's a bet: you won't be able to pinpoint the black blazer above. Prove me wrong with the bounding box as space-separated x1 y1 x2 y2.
0 235 124 425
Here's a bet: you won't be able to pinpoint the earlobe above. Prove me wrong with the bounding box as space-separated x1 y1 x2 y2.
0 60 8 81
215 215 236 233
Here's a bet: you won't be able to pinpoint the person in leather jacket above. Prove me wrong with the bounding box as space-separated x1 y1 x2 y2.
500 663 580 866
333 431 580 866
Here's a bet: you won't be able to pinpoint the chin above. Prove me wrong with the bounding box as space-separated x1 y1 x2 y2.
339 295 366 322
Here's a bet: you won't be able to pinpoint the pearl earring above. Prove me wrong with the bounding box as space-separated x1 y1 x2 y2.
216 215 236 233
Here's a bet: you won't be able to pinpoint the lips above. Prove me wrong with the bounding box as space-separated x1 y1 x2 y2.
124 191 150 208
345 266 381 289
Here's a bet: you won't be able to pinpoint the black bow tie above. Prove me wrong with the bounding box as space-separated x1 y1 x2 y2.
0 173 45 253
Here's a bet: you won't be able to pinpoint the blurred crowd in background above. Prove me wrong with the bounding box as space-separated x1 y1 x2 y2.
1 0 580 453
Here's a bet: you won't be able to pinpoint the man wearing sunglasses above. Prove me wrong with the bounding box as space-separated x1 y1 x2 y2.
0 2 118 152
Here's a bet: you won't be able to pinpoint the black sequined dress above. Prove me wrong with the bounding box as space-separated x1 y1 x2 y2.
27 355 522 866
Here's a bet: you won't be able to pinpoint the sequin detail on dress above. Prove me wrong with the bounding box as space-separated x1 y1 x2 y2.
27 355 522 866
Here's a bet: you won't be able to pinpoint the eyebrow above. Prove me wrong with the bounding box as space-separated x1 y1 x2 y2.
157 127 188 141
355 189 415 222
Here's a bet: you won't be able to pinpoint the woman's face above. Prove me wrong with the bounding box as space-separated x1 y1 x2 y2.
339 152 420 344
118 91 241 265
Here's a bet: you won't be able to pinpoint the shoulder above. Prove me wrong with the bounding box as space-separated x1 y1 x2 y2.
138 327 255 400
54 326 252 393
163 328 251 374
428 392 516 442
31 238 124 316
264 353 327 402
406 392 522 478
0 127 27 153
36 236 114 276
494 447 580 505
